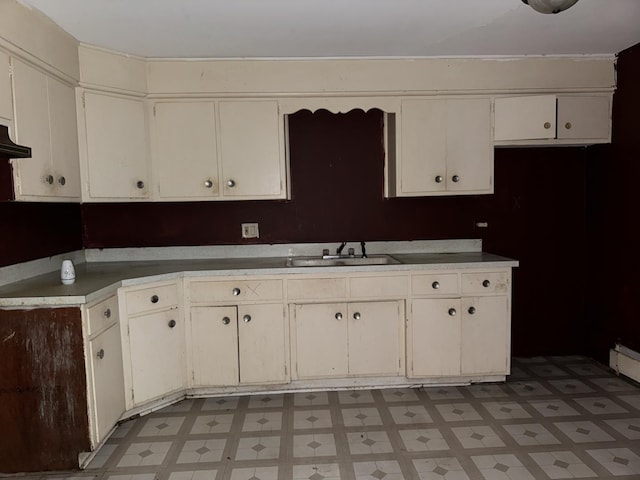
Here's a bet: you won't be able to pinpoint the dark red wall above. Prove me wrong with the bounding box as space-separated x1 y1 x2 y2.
587 43 640 362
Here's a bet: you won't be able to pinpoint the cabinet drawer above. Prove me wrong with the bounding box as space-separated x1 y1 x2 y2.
412 273 459 296
87 295 119 336
461 271 509 295
125 283 179 316
190 279 283 303
350 275 408 299
287 277 346 300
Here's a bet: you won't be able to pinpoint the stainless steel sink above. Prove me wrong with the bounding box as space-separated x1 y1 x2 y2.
286 254 400 267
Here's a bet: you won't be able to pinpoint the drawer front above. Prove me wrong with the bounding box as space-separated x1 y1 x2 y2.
287 277 346 300
190 279 283 303
126 283 179 316
88 295 119 335
412 273 459 296
350 275 408 299
461 271 509 295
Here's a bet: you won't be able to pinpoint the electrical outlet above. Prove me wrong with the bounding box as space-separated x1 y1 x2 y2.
241 223 259 239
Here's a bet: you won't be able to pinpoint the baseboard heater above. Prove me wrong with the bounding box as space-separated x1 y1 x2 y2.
610 344 640 383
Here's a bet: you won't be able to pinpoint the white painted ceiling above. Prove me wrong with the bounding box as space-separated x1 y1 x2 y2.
17 0 640 59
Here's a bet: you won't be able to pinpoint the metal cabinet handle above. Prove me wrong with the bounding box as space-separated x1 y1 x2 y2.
451 175 460 183
448 308 457 316
222 316 231 325
58 176 66 186
151 295 159 303
232 287 241 296
243 314 251 323
353 312 361 320
544 121 551 129
435 175 443 183
168 319 176 328
136 180 145 189
565 122 572 130
482 279 491 288
204 179 213 188
432 281 440 289
96 348 105 359
468 306 476 315
45 175 54 185
226 179 236 188
335 312 343 320
103 308 111 318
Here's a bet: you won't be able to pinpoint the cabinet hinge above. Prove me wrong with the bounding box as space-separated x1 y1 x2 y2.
81 94 86 109
153 104 156 117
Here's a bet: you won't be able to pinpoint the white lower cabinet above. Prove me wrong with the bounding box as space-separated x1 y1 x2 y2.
190 303 288 386
293 301 403 379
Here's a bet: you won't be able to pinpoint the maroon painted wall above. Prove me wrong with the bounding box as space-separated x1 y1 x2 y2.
587 43 640 362
82 109 590 357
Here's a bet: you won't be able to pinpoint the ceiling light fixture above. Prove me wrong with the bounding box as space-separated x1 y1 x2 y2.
522 0 579 14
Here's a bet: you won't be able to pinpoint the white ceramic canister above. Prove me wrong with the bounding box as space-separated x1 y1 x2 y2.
61 259 76 285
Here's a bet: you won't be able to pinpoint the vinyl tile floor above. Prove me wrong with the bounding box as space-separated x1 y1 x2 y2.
17 356 640 480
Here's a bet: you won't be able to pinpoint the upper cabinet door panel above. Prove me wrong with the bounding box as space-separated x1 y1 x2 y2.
557 96 611 140
218 100 284 198
494 95 556 141
0 51 12 124
154 101 219 199
83 92 149 199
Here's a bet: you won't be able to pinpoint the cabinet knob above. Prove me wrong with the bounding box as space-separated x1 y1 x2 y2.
452 175 460 183
435 175 443 183
243 314 252 323
136 180 145 189
103 308 111 318
232 287 241 296
448 308 457 317
45 175 54 185
335 312 343 320
168 319 176 328
96 348 105 359
353 312 361 320
222 316 231 325
432 281 440 289
226 179 236 188
468 306 476 315
151 294 159 303
544 121 551 129
58 176 66 186
204 179 214 188
564 122 572 130
482 279 491 288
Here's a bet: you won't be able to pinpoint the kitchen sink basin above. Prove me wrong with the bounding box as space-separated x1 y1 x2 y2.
286 254 400 267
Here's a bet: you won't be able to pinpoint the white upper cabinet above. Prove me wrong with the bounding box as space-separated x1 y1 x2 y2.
0 51 12 125
494 94 611 144
79 91 150 200
11 59 79 200
389 97 493 196
152 101 219 200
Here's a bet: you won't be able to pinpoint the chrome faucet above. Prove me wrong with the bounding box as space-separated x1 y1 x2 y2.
335 241 367 258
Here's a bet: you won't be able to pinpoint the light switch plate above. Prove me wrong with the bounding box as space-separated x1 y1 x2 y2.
241 223 259 239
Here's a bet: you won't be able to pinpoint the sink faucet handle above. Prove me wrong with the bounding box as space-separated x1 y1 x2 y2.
360 241 367 258
322 248 330 256
336 241 347 255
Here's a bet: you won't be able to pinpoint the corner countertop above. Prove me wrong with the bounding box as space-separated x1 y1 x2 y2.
0 249 518 307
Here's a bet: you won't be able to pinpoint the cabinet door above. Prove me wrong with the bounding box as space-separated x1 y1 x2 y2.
348 301 402 376
89 323 125 445
48 76 80 198
11 59 52 197
238 304 287 384
0 51 11 124
494 95 556 141
82 92 149 199
128 309 184 405
446 98 492 192
400 99 447 194
293 303 348 379
409 298 461 377
460 296 509 375
557 96 610 140
154 102 219 199
218 100 284 198
191 306 238 386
